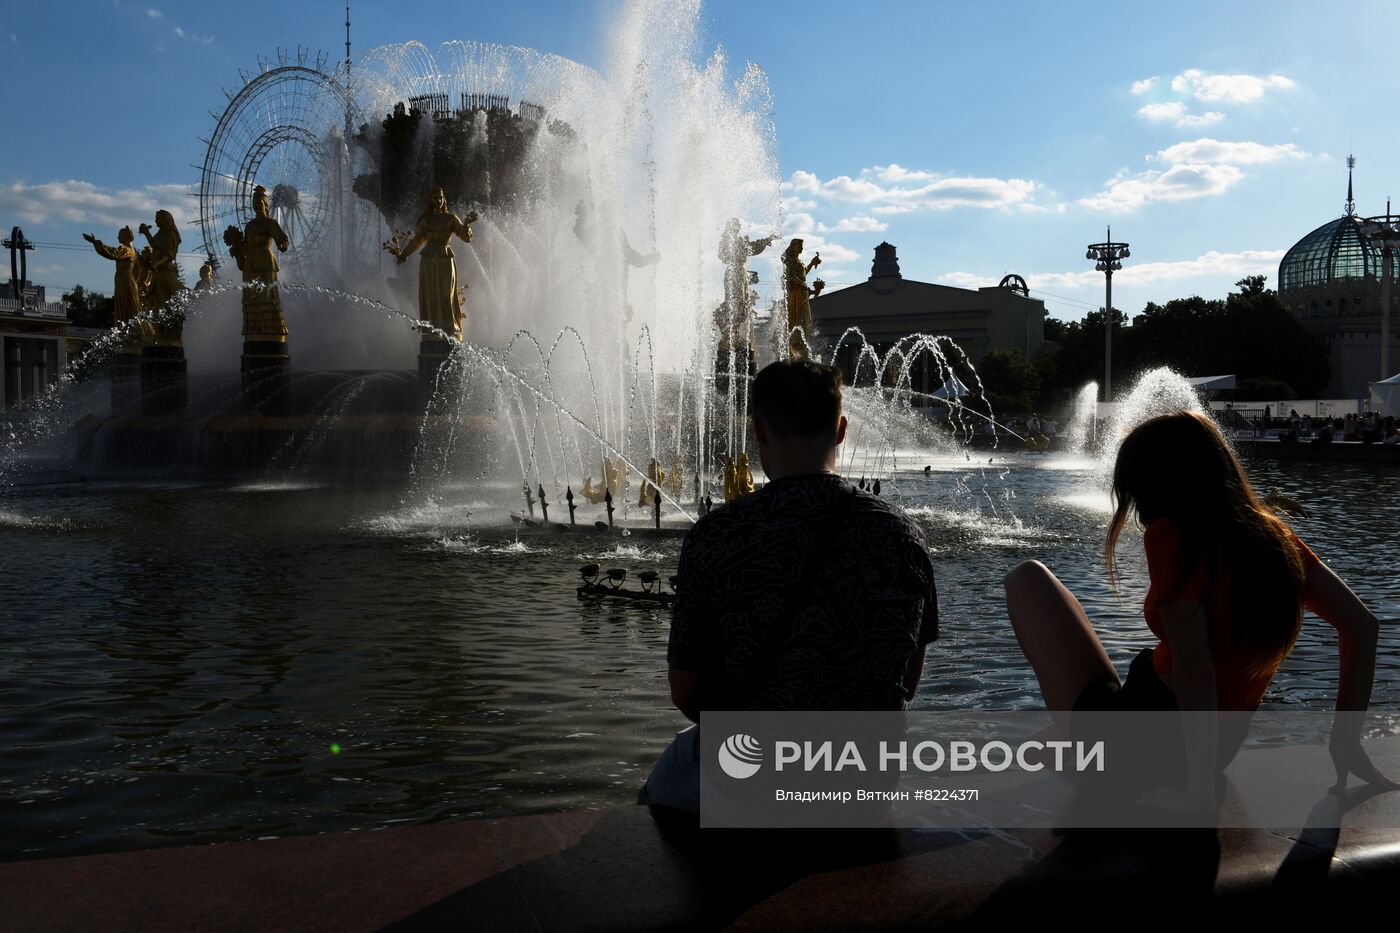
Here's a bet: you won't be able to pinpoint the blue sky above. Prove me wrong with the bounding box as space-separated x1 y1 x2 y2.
3 0 1399 322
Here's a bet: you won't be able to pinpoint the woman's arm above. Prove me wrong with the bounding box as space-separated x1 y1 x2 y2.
1301 560 1396 790
393 233 428 264
1161 600 1219 811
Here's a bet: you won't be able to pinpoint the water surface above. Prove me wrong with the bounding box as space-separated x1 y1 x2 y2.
2 453 1396 860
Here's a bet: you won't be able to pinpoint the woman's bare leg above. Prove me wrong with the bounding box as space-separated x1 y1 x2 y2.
1004 559 1118 732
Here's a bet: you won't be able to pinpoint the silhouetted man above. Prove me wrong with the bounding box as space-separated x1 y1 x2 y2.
640 359 939 814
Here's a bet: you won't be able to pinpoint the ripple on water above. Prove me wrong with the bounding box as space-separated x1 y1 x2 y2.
361 499 490 535
903 506 1064 551
576 544 667 563
0 509 72 530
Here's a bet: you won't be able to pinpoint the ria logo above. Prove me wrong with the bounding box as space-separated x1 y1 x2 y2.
718 733 764 779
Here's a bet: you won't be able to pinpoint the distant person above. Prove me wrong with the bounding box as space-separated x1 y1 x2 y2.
1362 412 1381 444
641 360 940 815
1003 410 1392 812
1263 404 1272 426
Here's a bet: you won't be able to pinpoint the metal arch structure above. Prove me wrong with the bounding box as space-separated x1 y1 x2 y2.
197 48 364 278
4 226 34 302
997 273 1029 297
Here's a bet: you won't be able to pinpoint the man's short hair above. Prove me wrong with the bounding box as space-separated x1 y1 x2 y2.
750 359 844 437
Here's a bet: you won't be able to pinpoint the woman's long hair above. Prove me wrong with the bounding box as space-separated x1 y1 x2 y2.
1105 410 1306 677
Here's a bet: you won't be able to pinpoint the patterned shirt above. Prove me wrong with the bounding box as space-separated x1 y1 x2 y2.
667 472 939 711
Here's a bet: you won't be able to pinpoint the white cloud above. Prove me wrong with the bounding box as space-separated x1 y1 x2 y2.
784 167 1040 214
1175 111 1224 128
861 164 937 184
939 272 999 289
146 7 162 18
0 179 193 228
1130 76 1159 96
1170 69 1293 104
789 168 1041 215
945 249 1282 295
779 211 861 264
819 215 888 234
1154 138 1306 165
1080 163 1245 212
1083 138 1307 212
1137 101 1225 129
782 195 816 212
1137 102 1187 122
171 25 214 44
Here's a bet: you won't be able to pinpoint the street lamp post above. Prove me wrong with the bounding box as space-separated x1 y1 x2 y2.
1360 202 1400 381
1086 228 1130 402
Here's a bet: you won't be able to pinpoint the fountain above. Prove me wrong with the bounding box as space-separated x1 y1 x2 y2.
1063 381 1100 455
2 1 1013 529
15 2 1392 869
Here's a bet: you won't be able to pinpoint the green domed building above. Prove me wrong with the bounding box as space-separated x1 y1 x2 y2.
1278 158 1399 398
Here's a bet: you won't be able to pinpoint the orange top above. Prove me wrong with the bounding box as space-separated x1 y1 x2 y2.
1142 517 1321 710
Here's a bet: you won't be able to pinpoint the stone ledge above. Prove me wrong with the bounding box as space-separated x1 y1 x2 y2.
3 803 1399 931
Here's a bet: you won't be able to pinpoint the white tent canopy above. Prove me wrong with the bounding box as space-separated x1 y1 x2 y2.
932 374 970 399
1369 373 1400 416
1188 374 1237 391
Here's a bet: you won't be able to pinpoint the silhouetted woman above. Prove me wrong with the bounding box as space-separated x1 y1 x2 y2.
1004 409 1392 812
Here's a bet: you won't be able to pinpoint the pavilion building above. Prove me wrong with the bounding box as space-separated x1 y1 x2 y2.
810 242 1047 389
1277 158 1400 399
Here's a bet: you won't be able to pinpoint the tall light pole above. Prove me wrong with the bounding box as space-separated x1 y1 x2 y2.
1087 227 1130 402
1360 201 1400 381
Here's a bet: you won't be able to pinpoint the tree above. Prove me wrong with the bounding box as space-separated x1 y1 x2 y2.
1037 276 1328 400
977 348 1042 414
61 284 114 329
1223 278 1328 397
1038 306 1130 395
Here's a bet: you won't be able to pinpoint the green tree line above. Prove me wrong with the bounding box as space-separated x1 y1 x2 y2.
977 276 1329 413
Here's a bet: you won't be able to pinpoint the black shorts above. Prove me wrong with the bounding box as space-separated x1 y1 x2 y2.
1070 648 1251 794
1073 647 1178 713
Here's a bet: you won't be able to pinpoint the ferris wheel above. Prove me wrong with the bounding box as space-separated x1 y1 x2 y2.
197 48 365 277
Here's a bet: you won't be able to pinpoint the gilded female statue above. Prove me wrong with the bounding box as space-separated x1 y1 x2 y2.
717 218 775 351
223 185 290 339
388 188 478 340
782 238 821 358
82 227 140 329
139 211 184 307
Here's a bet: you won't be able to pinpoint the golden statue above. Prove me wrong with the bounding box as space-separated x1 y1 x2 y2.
194 262 216 292
580 477 609 505
138 210 186 343
723 455 754 502
82 227 141 331
223 185 290 339
782 238 821 359
602 456 625 497
582 456 627 505
666 455 685 501
638 457 667 507
716 218 776 351
135 246 157 336
386 188 478 340
736 452 755 497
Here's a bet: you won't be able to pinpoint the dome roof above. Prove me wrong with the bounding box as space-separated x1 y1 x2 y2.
1278 214 1382 292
